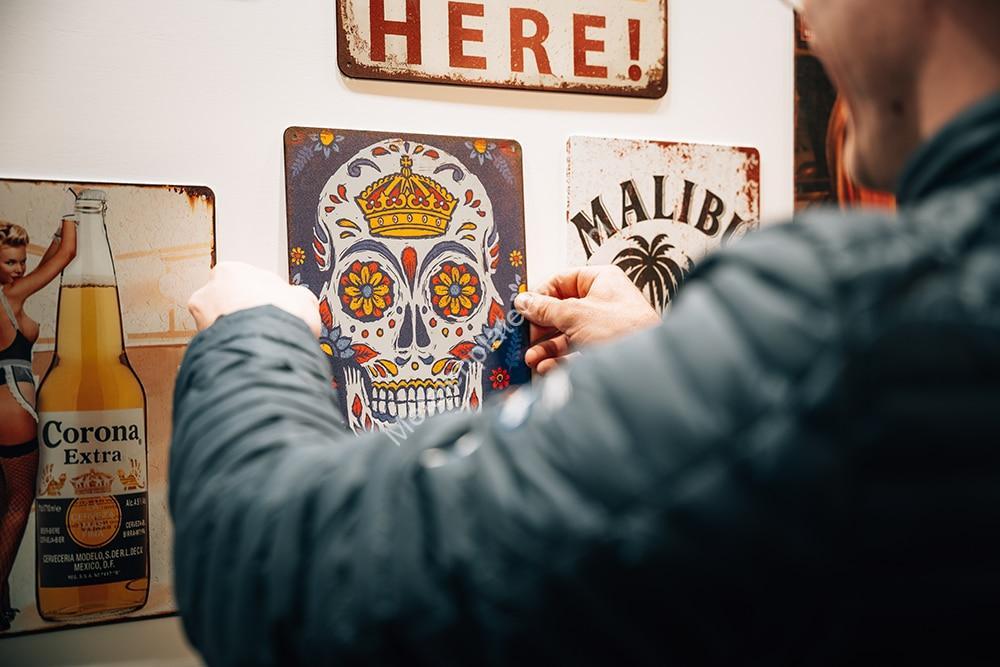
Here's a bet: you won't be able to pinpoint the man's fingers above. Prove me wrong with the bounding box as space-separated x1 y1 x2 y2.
525 334 570 368
532 266 605 300
529 323 559 346
535 351 581 376
535 357 562 376
514 291 576 330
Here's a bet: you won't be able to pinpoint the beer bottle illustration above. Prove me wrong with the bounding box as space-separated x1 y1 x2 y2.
35 189 149 621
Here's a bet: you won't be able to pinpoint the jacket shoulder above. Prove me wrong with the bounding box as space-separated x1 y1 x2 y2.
690 208 896 307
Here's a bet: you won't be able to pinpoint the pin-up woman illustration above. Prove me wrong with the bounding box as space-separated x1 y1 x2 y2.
0 214 77 631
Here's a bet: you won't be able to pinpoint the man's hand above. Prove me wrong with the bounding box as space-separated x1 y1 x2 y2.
514 266 661 375
188 261 322 336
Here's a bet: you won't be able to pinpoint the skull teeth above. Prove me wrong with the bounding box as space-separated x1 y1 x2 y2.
370 382 462 421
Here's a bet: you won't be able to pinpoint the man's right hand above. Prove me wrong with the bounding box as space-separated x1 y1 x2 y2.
514 266 661 375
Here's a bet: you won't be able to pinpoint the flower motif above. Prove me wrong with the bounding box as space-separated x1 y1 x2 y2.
474 321 506 354
310 129 344 159
290 246 307 266
339 260 394 321
509 249 524 268
465 139 497 166
508 277 526 296
489 367 510 390
431 262 482 319
320 324 356 360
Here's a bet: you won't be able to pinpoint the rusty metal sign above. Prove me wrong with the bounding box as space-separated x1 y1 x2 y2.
0 178 215 638
337 0 667 98
567 137 760 311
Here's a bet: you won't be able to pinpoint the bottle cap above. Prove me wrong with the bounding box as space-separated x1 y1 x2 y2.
78 189 107 202
76 189 107 214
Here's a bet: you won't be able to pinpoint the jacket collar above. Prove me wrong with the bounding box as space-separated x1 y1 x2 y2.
896 90 1000 205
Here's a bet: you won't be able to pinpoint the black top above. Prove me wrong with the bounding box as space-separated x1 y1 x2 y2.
0 290 32 364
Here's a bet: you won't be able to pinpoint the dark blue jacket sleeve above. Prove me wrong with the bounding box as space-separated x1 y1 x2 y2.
169 225 846 666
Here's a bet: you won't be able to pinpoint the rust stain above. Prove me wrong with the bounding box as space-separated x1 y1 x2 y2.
2 177 218 270
167 185 215 211
737 148 762 218
342 59 668 98
2 178 215 213
739 147 761 189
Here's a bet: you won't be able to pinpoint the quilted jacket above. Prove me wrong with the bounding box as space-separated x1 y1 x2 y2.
170 93 1000 666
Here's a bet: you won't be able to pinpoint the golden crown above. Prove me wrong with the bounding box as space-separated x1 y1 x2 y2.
70 469 114 495
355 155 458 238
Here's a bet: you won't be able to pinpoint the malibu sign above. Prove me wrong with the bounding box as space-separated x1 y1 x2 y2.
567 137 761 312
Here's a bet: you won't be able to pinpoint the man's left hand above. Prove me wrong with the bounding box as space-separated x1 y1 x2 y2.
188 261 322 336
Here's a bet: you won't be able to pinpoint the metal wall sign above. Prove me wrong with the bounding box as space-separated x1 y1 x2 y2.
284 128 530 436
337 0 667 98
0 178 215 637
567 137 760 311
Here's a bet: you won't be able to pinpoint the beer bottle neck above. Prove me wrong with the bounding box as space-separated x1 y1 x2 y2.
55 205 127 363
61 208 117 287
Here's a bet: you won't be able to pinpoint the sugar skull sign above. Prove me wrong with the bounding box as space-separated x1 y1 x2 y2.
285 129 529 433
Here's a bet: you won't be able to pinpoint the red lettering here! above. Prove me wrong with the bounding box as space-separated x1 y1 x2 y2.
573 13 607 79
448 2 486 70
369 0 422 64
509 8 552 75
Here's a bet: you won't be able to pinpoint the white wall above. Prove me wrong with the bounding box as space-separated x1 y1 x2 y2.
0 0 793 664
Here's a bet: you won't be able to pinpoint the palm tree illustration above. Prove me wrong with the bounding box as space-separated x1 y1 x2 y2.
613 234 695 310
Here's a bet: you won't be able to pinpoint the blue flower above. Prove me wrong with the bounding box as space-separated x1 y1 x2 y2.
320 324 355 360
508 274 525 296
465 139 497 166
310 130 344 159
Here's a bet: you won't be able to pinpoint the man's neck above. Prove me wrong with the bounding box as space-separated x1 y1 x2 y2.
917 5 1000 142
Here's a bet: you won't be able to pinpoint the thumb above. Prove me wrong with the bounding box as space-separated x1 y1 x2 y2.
514 291 573 329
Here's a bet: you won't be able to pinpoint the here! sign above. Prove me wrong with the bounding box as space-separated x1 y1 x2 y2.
337 0 668 98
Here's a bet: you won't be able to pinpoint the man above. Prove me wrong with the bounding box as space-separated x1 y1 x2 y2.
170 1 1000 664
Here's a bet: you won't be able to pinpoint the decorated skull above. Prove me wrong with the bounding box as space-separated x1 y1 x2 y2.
314 139 508 432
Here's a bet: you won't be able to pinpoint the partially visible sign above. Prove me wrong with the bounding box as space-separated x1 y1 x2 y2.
337 0 667 98
567 137 760 311
794 14 894 210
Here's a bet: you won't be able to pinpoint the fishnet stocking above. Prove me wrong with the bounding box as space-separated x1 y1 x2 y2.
0 449 38 613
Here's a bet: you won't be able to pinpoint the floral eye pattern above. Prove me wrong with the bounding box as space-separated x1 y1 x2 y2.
430 262 482 320
339 260 394 321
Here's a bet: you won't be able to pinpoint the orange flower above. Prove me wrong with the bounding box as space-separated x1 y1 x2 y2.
290 246 306 266
339 260 393 321
431 262 481 318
